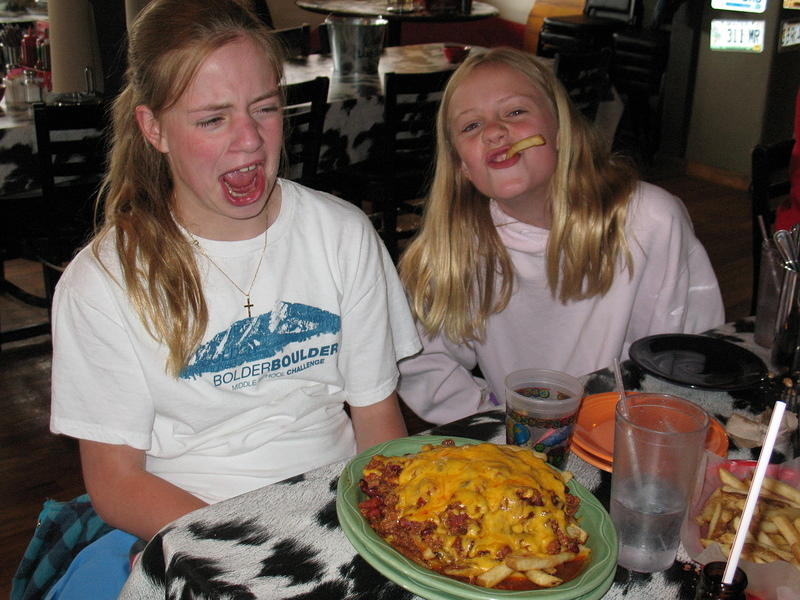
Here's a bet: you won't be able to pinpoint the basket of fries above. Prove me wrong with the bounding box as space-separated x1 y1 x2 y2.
682 453 800 600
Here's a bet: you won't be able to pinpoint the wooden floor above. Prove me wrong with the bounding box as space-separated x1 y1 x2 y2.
0 167 752 596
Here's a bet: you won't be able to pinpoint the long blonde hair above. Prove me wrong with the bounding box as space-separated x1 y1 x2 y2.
400 47 637 344
92 0 284 376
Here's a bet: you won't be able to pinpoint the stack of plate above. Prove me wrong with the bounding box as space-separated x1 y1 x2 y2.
337 435 619 600
571 392 730 473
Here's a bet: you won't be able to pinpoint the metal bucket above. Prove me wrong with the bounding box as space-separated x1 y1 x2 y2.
325 15 387 75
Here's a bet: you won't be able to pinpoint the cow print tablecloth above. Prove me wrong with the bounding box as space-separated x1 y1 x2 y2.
120 320 795 600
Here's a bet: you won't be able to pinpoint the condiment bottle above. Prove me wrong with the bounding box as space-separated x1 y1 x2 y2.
36 28 50 71
20 27 37 69
693 562 748 600
21 69 42 104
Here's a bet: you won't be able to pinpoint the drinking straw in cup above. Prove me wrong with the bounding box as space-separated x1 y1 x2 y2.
721 400 787 584
612 358 630 418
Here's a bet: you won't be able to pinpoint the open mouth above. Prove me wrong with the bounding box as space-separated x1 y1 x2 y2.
220 163 264 205
488 148 518 166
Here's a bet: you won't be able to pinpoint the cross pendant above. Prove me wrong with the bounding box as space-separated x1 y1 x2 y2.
244 296 254 318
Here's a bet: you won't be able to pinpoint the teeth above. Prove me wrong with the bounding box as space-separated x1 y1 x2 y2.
223 181 250 198
233 164 256 174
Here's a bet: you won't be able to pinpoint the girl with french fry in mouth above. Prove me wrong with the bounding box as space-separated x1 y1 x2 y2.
397 47 724 425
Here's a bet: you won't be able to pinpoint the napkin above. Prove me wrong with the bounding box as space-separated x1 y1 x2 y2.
726 410 798 454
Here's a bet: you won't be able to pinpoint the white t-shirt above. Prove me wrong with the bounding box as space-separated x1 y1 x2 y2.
398 182 725 424
50 179 421 503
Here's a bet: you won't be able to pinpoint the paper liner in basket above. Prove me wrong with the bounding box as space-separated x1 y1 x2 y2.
681 452 800 600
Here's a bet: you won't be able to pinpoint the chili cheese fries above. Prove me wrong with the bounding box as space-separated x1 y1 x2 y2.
358 440 590 589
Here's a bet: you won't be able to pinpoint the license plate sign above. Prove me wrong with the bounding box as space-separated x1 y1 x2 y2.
710 19 765 52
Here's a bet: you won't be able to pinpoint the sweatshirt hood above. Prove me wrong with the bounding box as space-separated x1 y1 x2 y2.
490 200 549 254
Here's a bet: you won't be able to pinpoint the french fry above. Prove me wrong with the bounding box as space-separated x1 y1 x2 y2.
506 552 576 571
706 497 723 537
697 488 722 523
719 468 748 491
720 490 747 510
566 524 588 544
504 134 546 159
792 543 800 565
524 568 562 587
752 532 795 561
761 476 800 508
476 564 513 588
774 514 800 545
771 533 791 549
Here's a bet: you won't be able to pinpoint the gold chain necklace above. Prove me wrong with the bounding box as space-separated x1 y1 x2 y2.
188 230 268 318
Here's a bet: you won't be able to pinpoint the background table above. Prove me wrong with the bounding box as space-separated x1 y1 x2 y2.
296 0 499 45
0 43 624 196
285 42 460 175
119 319 789 600
0 43 460 198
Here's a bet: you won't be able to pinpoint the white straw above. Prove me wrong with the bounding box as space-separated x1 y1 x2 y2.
722 401 787 584
612 357 630 418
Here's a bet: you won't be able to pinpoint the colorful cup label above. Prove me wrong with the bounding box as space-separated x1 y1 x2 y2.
515 386 572 400
505 409 577 469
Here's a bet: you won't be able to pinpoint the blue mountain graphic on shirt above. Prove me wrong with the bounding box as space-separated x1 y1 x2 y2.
180 301 340 379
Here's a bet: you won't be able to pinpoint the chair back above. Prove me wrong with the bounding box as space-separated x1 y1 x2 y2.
585 0 638 23
273 23 311 60
283 76 329 186
537 0 641 57
609 28 669 164
7 101 109 326
611 29 669 96
379 69 453 260
35 102 107 199
383 69 452 173
554 48 612 121
34 102 108 242
751 139 795 313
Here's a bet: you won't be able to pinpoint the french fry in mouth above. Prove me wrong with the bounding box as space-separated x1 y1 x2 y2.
505 134 546 159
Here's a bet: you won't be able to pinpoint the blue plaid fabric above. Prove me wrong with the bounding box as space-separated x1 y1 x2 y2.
11 494 114 600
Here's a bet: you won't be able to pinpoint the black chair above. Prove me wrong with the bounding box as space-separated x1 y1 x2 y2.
751 139 795 314
252 0 274 28
0 101 107 348
323 69 453 261
554 47 612 122
273 23 311 60
282 76 329 188
537 0 641 58
610 27 670 164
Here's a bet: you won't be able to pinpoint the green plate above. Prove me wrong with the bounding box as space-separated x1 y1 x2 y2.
336 435 619 600
354 531 616 600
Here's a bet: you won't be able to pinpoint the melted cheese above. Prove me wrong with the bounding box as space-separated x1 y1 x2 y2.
369 443 572 575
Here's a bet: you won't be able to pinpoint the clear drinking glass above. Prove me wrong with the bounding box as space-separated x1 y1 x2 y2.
610 393 709 572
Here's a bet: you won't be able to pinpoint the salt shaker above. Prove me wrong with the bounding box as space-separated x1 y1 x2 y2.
693 562 748 600
21 69 42 104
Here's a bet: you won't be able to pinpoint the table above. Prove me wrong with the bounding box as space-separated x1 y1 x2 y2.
119 319 791 600
0 100 41 197
296 0 499 45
